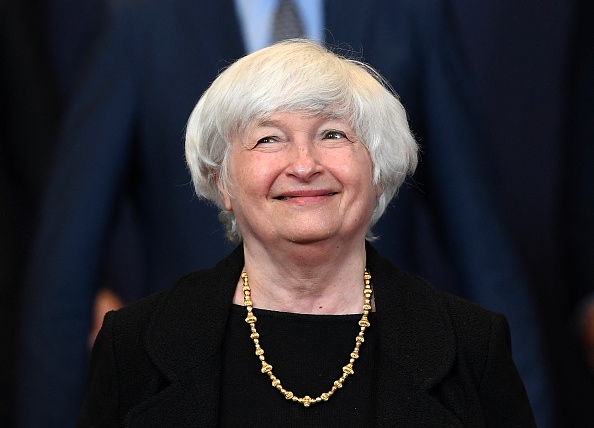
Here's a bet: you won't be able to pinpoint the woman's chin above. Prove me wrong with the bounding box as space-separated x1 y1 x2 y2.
276 226 338 246
276 225 361 247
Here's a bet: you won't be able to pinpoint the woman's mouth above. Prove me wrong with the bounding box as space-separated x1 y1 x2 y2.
275 192 337 201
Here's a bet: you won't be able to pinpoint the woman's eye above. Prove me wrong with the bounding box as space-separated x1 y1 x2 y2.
322 130 346 139
255 136 277 145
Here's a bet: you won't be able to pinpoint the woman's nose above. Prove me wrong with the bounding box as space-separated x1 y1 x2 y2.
287 142 321 181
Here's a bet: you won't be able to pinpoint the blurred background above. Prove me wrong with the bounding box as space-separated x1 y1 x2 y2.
1 0 592 426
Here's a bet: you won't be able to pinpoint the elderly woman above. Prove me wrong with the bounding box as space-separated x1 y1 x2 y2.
77 40 535 427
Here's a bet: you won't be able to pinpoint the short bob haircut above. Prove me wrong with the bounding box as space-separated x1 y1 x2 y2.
185 39 418 243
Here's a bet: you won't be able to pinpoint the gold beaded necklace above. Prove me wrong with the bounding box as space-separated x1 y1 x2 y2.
241 269 373 407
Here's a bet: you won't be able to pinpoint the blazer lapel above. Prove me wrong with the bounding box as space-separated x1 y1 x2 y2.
124 246 245 427
366 245 463 427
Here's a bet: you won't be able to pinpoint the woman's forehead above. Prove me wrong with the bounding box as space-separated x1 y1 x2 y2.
248 108 351 127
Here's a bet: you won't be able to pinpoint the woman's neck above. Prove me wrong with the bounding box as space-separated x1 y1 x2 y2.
233 238 368 315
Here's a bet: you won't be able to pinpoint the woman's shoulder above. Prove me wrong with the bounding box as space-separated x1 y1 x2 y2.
438 289 511 352
101 273 197 341
438 288 506 320
112 270 201 315
367 243 508 349
368 243 503 320
398 268 513 374
107 245 245 333
399 263 509 342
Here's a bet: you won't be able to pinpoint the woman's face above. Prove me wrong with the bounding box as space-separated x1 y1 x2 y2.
218 111 380 247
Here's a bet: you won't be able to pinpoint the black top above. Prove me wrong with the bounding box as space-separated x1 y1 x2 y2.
220 305 377 426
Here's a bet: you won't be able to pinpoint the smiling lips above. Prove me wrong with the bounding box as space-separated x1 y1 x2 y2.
274 191 338 201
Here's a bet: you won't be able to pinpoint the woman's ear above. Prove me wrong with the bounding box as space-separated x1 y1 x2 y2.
216 177 233 211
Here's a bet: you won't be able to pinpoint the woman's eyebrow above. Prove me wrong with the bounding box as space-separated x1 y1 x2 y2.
255 118 282 128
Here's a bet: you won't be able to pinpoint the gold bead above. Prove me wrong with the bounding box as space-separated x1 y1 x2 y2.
321 393 330 401
284 391 294 400
250 332 259 339
261 363 272 373
302 396 312 407
350 351 359 359
245 315 257 323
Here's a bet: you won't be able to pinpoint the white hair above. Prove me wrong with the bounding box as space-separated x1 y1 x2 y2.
185 39 418 242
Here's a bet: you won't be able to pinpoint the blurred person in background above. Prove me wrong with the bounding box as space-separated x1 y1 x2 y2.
0 0 61 426
554 0 594 425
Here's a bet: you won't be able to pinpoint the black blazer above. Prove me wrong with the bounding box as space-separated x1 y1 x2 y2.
78 245 536 427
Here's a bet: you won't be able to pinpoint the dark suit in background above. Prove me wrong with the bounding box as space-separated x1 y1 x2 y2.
0 0 61 426
554 0 594 425
448 0 594 426
17 0 551 426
